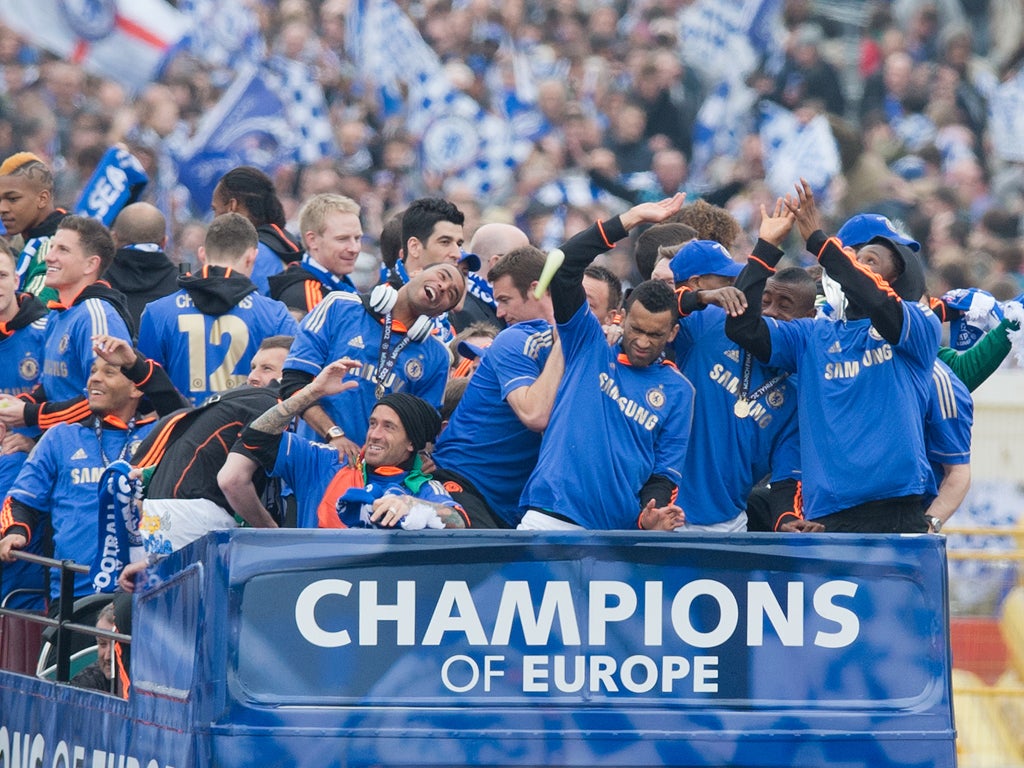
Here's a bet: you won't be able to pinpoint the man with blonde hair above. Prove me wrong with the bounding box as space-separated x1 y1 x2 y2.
268 193 362 320
0 152 65 302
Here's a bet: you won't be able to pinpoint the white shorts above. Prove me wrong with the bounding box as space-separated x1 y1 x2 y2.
140 498 238 557
517 509 584 531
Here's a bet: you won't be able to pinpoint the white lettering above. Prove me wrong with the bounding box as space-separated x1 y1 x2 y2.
670 579 739 647
295 579 352 647
589 581 637 645
491 581 580 646
747 582 804 646
813 581 860 648
440 655 479 692
422 581 487 645
360 581 416 645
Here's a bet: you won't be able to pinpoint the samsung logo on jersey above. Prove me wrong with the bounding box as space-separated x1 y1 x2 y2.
823 344 893 380
597 373 659 430
71 467 106 484
294 577 860 651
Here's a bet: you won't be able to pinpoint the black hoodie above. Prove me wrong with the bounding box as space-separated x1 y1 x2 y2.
177 265 257 316
103 245 181 331
257 224 302 265
0 292 47 337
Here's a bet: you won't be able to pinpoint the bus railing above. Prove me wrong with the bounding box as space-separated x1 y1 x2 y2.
0 550 130 685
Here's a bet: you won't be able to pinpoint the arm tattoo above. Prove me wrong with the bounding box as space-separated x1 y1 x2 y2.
250 384 319 435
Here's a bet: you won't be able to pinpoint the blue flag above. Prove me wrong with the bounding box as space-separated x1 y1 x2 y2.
171 59 335 214
91 460 143 594
74 147 149 226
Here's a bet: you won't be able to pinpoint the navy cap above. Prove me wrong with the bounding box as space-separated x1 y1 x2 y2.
669 240 743 283
459 251 481 272
456 340 486 361
837 214 920 252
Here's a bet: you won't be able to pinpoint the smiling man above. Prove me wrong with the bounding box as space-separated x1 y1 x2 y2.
269 194 363 321
220 360 467 530
280 263 466 464
0 215 136 432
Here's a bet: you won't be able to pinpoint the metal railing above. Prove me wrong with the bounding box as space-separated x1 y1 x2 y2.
0 550 130 685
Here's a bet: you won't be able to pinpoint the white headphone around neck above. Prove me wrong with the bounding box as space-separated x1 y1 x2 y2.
369 284 433 342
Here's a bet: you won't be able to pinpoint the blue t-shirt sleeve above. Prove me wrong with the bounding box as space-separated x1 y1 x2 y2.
651 377 694 490
558 302 604 363
417 479 459 508
925 368 973 466
897 301 942 369
272 432 345 493
494 328 545 399
272 303 299 336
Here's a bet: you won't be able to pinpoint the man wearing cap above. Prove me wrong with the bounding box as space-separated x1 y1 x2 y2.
837 213 976 533
219 358 467 530
726 181 940 533
431 246 565 528
268 194 362 321
669 234 817 532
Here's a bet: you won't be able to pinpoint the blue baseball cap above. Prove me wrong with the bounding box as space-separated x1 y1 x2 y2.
837 214 920 252
459 251 481 272
669 240 743 283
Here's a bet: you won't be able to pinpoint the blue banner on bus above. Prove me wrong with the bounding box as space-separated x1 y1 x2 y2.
1 530 956 767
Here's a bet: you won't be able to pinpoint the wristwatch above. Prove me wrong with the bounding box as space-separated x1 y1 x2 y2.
326 426 345 440
927 515 943 533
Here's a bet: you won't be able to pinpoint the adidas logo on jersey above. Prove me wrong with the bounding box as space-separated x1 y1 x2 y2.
70 448 89 460
724 349 740 362
828 341 843 354
348 335 365 349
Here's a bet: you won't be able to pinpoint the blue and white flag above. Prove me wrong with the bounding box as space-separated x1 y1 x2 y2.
680 0 785 82
347 0 527 199
91 460 143 594
759 101 840 204
943 288 1004 351
74 147 148 226
0 0 188 92
177 0 264 78
690 78 757 191
989 69 1024 163
171 59 334 214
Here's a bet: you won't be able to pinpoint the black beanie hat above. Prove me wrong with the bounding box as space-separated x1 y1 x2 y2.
373 393 442 452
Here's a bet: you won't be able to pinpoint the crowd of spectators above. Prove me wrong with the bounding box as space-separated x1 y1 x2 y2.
0 0 1020 300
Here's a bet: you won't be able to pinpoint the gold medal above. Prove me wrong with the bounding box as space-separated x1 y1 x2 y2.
733 398 751 418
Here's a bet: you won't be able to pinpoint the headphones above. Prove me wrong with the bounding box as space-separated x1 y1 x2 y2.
369 284 433 342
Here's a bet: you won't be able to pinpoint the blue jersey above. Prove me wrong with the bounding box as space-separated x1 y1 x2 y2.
0 313 46 399
284 291 450 441
249 241 286 296
138 287 297 406
42 296 131 402
521 303 695 529
673 306 800 525
6 419 154 599
924 359 973 501
766 300 940 518
433 319 554 524
271 432 457 529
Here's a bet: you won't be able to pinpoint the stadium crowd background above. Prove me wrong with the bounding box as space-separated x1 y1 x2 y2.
0 0 1020 300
